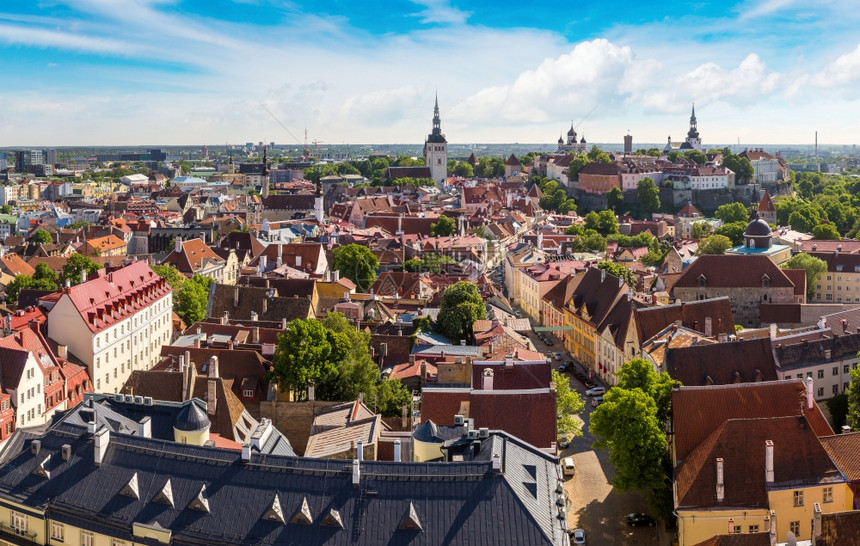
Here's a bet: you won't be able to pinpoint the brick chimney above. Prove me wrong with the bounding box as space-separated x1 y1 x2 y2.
207 380 217 416
208 356 219 378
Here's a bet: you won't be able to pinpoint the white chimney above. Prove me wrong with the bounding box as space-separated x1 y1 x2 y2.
601 268 606 283
705 317 713 337
139 417 151 439
352 459 360 487
482 368 494 390
765 440 774 483
356 440 363 461
175 237 182 253
207 380 218 416
208 356 219 379
770 322 778 339
492 453 501 472
94 426 109 466
81 269 87 284
842 425 851 434
716 458 725 501
394 440 402 462
296 255 302 267
806 376 814 409
813 502 822 541
241 444 251 462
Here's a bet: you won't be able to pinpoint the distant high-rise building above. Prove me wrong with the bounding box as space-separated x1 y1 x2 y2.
43 149 57 166
149 149 167 162
424 94 448 187
202 145 209 160
623 133 633 154
14 149 43 172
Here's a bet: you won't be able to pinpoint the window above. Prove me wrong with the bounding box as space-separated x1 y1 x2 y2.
794 490 804 507
818 387 824 397
834 366 839 376
749 525 759 533
111 540 126 546
11 510 27 535
51 521 64 541
823 486 834 503
834 384 840 395
732 525 741 534
80 530 94 546
845 364 851 374
818 369 825 379
790 521 800 536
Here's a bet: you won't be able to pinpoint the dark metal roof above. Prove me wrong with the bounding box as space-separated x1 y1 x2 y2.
0 419 568 545
174 401 211 431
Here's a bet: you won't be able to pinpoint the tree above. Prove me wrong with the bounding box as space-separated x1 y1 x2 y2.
152 264 186 289
62 254 100 286
567 155 589 181
783 253 827 300
31 229 52 244
553 369 585 438
847 364 860 430
5 266 59 303
0 205 11 214
67 221 92 230
174 274 211 326
722 153 754 184
374 378 412 418
590 387 668 509
812 223 840 240
607 187 624 212
436 281 486 342
636 178 661 218
452 162 474 178
332 244 379 292
684 150 707 165
714 202 749 224
828 393 848 431
714 221 747 246
268 318 340 397
697 234 732 255
430 215 456 237
587 145 610 163
316 313 379 402
597 210 619 235
788 203 824 233
690 221 713 240
597 261 635 287
615 358 676 423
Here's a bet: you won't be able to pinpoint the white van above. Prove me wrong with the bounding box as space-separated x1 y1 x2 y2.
562 457 576 477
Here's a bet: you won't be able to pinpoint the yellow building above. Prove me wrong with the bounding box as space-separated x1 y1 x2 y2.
673 382 849 545
809 251 860 304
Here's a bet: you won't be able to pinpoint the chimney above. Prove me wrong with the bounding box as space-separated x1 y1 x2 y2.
94 426 109 466
221 311 229 325
260 255 267 272
492 453 501 473
765 440 774 483
333 270 339 282
352 459 360 487
419 362 427 386
207 380 217 416
175 237 182 253
401 403 408 429
139 416 151 438
233 286 239 308
307 384 315 401
61 444 71 461
184 350 191 370
281 318 287 329
208 356 219 378
241 444 251 462
767 510 777 546
356 440 363 461
704 317 713 337
601 268 606 283
770 322 778 339
262 298 267 315
716 458 725 501
394 440 402 462
813 502 822 542
81 269 87 284
728 518 734 534
806 376 814 409
482 368 494 390
842 425 851 434
57 345 68 359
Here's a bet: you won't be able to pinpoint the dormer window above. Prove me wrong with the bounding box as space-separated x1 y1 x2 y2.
762 274 770 288
697 274 707 288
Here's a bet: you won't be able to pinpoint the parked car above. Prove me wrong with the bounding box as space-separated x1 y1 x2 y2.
559 434 571 449
570 528 586 545
591 395 604 407
585 386 606 397
583 380 597 389
545 338 554 346
562 456 576 476
625 513 656 527
552 352 562 361
558 362 569 373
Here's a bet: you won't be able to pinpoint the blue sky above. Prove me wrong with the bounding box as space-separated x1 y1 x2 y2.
1 0 860 146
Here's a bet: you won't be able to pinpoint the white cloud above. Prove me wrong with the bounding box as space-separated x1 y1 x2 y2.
408 0 470 25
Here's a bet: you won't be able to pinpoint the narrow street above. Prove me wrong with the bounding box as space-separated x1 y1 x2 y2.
522 325 662 545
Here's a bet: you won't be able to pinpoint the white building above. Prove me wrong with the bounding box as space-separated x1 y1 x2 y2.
47 261 173 395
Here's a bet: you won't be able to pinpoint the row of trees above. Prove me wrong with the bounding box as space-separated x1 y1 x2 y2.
268 314 411 417
6 254 102 304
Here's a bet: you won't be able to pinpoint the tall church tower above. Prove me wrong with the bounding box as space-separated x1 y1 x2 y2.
685 103 702 152
424 94 448 187
260 146 270 200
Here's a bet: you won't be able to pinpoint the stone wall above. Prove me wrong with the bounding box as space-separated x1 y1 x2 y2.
674 286 796 328
259 400 341 456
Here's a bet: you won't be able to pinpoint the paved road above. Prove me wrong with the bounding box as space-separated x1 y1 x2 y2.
523 326 661 545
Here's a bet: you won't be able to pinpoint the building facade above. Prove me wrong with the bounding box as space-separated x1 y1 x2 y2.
423 96 448 187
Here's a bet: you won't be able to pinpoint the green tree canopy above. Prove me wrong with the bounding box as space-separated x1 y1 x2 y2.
587 145 611 163
690 221 713 240
269 318 341 397
714 202 749 224
812 223 840 240
636 178 661 218
597 261 635 287
5 263 60 304
174 274 212 326
31 229 52 244
62 254 100 286
697 234 732 255
430 215 457 237
436 281 486 342
847 363 860 431
684 150 707 165
553 369 585 438
332 244 379 292
607 187 624 212
722 153 754 183
783 253 827 300
615 358 676 423
152 264 186 289
713 221 747 246
452 162 474 178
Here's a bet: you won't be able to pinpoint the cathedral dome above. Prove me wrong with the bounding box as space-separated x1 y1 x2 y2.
744 218 772 237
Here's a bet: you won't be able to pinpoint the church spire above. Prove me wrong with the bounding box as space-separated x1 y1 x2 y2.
432 93 441 135
687 102 699 140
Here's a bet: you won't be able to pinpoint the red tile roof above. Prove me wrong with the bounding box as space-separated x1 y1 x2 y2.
61 261 172 333
674 255 796 289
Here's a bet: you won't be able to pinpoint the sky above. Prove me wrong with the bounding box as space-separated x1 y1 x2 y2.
2 0 860 147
